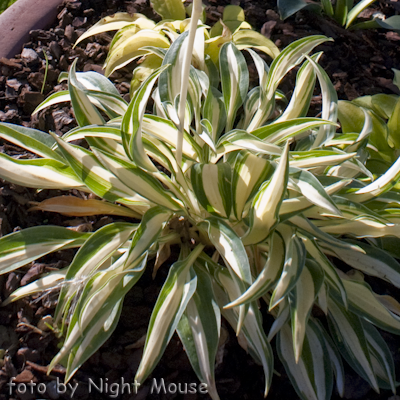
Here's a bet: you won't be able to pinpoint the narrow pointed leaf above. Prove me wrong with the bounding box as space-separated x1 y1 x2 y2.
92 148 182 211
135 244 203 383
289 260 324 361
277 321 333 400
105 30 170 76
122 65 169 170
191 162 232 218
328 297 379 391
226 230 284 308
231 151 273 219
270 226 306 309
219 42 249 131
321 239 400 288
68 59 105 127
55 222 138 320
0 153 83 190
342 279 400 334
0 122 63 161
29 196 140 218
0 227 90 274
243 142 289 245
177 263 221 400
290 167 341 215
74 13 155 46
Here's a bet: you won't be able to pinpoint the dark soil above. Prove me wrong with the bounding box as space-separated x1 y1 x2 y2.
1 0 400 399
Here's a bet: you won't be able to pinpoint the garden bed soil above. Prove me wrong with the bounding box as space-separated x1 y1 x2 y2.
1 0 400 399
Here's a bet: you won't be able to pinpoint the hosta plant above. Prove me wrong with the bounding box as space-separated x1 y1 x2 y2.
278 0 400 30
73 2 279 95
1 1 400 399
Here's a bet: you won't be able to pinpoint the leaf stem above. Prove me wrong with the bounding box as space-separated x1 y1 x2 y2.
176 0 202 167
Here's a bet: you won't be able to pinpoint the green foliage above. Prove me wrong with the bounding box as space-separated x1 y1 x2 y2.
0 0 17 14
1 1 400 399
278 0 400 30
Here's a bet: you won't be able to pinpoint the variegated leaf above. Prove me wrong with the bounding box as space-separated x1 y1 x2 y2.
0 122 63 161
29 196 140 218
327 297 379 391
200 217 252 331
51 132 152 210
4 269 67 305
342 278 400 334
305 56 338 148
142 115 200 161
210 266 274 397
122 65 169 171
350 155 400 202
248 35 331 130
226 230 284 307
105 30 170 76
290 167 341 215
191 162 232 218
270 225 306 309
251 118 336 144
55 222 138 321
231 151 273 219
177 263 221 400
51 252 148 381
135 244 203 383
74 13 155 47
362 321 397 393
92 147 183 211
289 260 324 361
219 42 249 132
276 53 321 122
277 320 333 400
302 235 347 306
214 129 282 160
243 142 289 245
68 59 105 127
233 29 279 59
0 153 83 190
321 239 400 288
0 226 90 275
202 86 226 141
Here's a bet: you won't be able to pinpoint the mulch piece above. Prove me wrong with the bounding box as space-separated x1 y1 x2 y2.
1 0 400 399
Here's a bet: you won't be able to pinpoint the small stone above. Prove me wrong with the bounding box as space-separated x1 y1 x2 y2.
54 27 65 37
47 380 60 399
52 109 75 133
64 25 76 42
16 348 41 365
261 21 277 38
21 48 40 66
37 315 53 331
66 1 82 11
21 91 45 115
49 41 62 60
5 272 21 297
0 57 22 69
72 16 87 28
6 78 22 92
266 9 280 21
20 263 45 286
14 369 36 383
